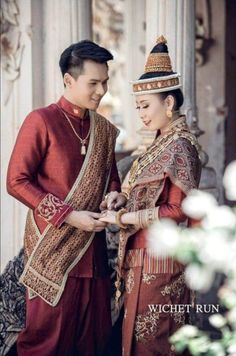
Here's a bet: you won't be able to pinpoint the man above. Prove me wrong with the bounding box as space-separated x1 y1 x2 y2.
7 40 127 355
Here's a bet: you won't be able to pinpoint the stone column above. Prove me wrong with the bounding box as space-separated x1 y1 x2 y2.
144 0 198 131
1 0 32 271
123 0 146 150
32 0 92 108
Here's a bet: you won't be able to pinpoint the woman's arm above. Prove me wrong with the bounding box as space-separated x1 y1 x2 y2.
100 207 159 228
100 178 187 228
158 178 187 223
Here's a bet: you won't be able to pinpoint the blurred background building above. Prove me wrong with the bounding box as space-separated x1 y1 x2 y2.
1 0 236 270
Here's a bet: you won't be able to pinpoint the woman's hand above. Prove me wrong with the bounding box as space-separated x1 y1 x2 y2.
65 210 107 232
100 191 127 211
99 210 117 225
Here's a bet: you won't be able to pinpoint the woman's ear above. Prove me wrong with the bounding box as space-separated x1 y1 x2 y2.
165 95 175 111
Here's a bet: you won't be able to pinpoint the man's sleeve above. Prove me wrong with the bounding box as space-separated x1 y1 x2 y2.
6 111 73 228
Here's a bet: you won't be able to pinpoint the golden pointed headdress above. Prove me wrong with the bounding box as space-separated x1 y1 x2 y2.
132 36 181 95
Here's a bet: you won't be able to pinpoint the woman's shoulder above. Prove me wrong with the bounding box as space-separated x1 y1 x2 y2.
168 135 200 158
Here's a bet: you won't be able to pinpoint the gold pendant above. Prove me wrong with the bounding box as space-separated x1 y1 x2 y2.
116 290 121 299
81 145 86 155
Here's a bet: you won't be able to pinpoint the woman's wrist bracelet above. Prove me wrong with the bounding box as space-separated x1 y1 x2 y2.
115 208 128 229
136 208 157 229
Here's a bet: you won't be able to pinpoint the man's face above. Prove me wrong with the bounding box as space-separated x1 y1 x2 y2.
64 60 109 110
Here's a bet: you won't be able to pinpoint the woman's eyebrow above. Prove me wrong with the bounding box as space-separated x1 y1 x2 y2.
137 100 149 104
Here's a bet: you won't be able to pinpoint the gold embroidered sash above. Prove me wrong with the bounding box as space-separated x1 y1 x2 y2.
20 111 119 306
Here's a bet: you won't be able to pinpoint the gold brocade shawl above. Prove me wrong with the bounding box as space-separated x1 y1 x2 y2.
20 111 119 306
117 117 202 278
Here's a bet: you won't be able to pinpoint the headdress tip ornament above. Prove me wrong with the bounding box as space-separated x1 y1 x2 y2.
156 35 167 45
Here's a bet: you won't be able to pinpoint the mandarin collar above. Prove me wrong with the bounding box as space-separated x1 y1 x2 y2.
57 96 87 119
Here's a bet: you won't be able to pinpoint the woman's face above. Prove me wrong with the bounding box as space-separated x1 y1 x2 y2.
135 94 173 132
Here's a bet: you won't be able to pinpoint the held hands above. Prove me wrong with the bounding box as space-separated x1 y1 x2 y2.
65 210 107 232
99 210 117 225
65 191 128 231
100 208 128 229
100 191 127 211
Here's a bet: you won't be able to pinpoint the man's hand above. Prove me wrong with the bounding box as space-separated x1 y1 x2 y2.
100 191 127 211
65 210 107 232
99 210 116 225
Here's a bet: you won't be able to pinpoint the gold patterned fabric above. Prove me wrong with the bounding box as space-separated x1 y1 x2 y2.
118 116 201 355
20 112 118 306
145 53 173 73
117 116 201 279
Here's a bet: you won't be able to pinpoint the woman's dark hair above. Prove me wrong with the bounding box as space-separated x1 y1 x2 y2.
158 89 184 110
59 40 113 79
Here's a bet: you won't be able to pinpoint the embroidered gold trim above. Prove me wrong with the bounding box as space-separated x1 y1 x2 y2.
134 310 160 343
161 272 186 298
142 273 157 285
171 311 186 325
133 77 179 93
125 268 134 294
36 193 65 222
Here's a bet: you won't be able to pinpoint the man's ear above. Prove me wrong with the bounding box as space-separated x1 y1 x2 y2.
64 73 73 88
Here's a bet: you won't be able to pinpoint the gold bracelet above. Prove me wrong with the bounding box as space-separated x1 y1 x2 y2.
137 208 156 229
147 208 156 224
137 210 146 229
119 192 129 200
115 208 128 229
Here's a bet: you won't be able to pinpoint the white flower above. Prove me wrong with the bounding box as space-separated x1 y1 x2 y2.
208 342 225 356
227 307 236 329
185 264 214 291
178 325 199 338
202 205 236 230
182 189 217 219
197 230 232 271
223 161 236 200
209 314 226 328
147 219 179 257
227 343 236 355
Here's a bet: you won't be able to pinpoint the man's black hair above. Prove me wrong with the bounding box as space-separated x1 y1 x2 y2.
59 40 113 79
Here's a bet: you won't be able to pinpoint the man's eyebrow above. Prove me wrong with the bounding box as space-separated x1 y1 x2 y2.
89 77 109 82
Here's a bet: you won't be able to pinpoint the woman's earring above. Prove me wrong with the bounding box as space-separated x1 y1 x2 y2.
166 110 173 119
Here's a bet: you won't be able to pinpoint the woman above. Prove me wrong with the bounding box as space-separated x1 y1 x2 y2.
100 36 202 356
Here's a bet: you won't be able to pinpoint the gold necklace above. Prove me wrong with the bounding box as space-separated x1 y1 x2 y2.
59 108 91 155
128 117 200 189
